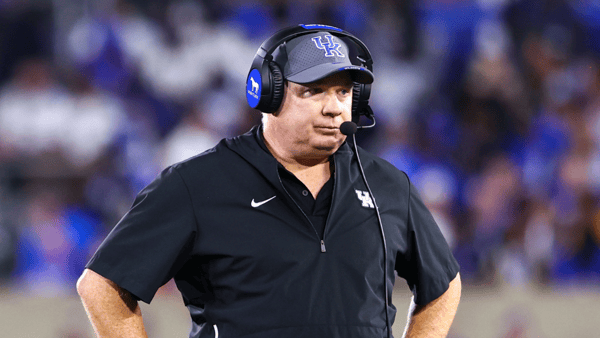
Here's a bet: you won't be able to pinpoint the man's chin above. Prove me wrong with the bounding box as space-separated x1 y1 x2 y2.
313 141 343 154
292 142 342 164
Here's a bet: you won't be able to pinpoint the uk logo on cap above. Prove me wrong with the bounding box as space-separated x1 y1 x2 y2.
312 35 345 58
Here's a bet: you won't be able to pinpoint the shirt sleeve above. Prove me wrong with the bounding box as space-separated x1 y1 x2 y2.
395 179 460 306
86 166 197 303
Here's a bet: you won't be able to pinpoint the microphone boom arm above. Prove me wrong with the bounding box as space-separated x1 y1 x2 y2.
357 105 376 129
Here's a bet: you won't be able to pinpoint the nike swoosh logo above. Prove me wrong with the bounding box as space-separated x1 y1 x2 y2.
251 195 276 208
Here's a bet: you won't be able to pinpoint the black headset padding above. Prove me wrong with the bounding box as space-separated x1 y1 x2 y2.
267 62 284 113
352 82 372 123
352 84 362 123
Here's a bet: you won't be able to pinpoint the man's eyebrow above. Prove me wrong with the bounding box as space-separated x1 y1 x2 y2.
291 83 311 92
302 82 319 88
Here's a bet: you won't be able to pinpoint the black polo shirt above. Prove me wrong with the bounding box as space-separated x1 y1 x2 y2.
257 130 333 239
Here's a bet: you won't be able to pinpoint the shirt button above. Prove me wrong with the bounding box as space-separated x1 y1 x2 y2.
302 190 309 196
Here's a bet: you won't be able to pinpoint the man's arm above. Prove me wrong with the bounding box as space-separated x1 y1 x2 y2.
77 268 149 338
402 272 461 338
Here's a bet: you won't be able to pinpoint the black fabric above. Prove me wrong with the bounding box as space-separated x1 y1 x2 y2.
86 125 459 338
86 166 198 302
278 166 333 239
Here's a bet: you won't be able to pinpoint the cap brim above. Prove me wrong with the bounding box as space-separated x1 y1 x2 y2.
286 64 374 84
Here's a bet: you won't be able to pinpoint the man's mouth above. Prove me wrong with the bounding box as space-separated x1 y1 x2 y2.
315 126 339 134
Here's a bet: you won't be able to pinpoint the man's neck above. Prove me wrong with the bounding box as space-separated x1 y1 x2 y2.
262 128 330 170
262 130 332 198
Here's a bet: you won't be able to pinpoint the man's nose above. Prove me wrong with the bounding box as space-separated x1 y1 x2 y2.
322 92 344 117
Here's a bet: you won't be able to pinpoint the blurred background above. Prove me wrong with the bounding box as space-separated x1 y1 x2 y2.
0 0 599 337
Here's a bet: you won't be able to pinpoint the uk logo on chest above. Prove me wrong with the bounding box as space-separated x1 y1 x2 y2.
355 190 374 209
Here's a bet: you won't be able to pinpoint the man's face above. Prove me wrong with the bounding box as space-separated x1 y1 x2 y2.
267 71 354 159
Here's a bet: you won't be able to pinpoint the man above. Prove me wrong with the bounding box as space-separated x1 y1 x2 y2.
77 25 461 338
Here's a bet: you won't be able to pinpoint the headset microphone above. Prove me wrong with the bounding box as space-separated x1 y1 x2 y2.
339 109 376 136
339 121 357 136
341 117 390 338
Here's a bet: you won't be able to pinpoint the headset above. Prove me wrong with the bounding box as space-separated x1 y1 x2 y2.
245 24 374 124
247 24 390 338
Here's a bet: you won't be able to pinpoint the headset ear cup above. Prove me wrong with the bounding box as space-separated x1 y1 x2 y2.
351 84 363 123
267 62 285 113
351 83 372 123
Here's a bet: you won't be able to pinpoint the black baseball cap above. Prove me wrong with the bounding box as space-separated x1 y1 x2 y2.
273 32 374 84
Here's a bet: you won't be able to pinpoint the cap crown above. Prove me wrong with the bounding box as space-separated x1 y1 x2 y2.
284 33 348 77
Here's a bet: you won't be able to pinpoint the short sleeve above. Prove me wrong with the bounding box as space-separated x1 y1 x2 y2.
86 166 197 303
395 179 459 305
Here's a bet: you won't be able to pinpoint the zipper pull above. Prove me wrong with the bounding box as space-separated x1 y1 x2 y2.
320 240 326 253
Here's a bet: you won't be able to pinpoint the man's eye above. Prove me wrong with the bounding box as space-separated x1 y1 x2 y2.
300 89 313 97
302 88 321 97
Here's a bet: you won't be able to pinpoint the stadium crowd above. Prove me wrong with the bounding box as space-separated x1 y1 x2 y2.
1 0 599 297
